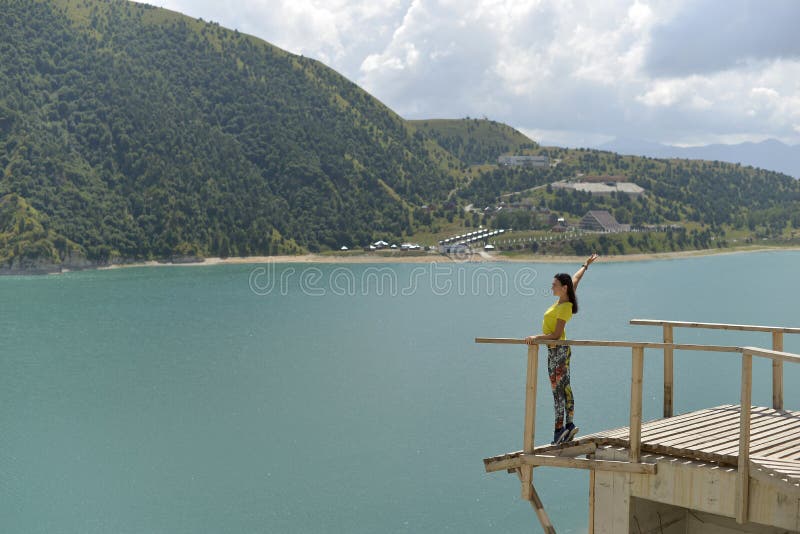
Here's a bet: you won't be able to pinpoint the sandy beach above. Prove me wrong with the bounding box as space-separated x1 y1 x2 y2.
95 244 800 271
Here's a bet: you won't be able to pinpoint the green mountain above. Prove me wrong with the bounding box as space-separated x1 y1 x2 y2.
0 0 457 270
409 118 537 165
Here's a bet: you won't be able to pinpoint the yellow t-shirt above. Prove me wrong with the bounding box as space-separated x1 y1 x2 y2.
542 301 573 340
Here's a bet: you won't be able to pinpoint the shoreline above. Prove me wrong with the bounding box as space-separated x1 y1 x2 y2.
91 245 800 271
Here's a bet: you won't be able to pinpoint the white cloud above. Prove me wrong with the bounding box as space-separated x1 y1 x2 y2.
137 0 800 146
751 87 779 100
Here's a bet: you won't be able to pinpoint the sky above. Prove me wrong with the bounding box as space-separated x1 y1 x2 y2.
141 0 800 148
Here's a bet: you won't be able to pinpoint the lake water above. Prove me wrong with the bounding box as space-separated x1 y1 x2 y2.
2 251 799 533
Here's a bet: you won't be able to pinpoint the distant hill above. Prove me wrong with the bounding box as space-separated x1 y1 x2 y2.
409 118 537 165
0 0 457 270
598 138 800 179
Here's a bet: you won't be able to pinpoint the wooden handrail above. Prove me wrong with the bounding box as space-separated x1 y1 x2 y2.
740 346 800 364
629 319 800 334
630 319 798 412
475 338 800 364
475 338 741 352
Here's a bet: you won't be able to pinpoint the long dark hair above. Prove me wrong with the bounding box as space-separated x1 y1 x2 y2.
555 273 578 314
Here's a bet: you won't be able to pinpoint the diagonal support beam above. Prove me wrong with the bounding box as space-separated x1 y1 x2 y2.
513 469 556 533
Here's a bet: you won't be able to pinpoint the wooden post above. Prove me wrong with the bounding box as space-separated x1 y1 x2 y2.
629 346 644 463
772 331 784 411
588 470 596 534
736 352 752 525
521 344 539 501
663 324 674 418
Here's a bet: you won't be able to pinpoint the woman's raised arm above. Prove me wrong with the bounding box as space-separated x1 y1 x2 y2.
572 253 599 290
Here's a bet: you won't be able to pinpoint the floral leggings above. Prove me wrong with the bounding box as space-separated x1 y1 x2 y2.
547 345 574 431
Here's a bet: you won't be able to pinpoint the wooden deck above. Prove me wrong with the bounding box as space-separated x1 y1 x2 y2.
484 404 800 491
477 321 800 531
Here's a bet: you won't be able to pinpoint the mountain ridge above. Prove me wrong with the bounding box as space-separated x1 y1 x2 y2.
597 137 800 179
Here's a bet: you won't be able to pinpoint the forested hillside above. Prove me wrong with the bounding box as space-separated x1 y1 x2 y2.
0 0 455 269
409 118 537 165
459 146 800 251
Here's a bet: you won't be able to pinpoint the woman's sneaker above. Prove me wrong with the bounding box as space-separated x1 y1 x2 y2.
552 427 569 445
562 422 579 443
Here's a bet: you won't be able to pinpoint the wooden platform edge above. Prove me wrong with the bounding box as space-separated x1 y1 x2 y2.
749 461 800 498
520 453 657 474
484 441 598 473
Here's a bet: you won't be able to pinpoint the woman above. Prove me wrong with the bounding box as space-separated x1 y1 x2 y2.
526 253 599 445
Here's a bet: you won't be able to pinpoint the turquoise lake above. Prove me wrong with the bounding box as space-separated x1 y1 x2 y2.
2 251 799 533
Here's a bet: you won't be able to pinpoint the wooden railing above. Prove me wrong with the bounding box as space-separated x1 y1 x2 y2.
474 336 800 524
630 319 800 416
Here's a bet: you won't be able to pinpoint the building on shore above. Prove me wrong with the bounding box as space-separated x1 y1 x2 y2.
579 210 629 233
551 180 645 196
498 155 550 167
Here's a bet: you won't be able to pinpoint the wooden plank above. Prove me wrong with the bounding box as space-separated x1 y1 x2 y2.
773 441 800 460
612 469 631 534
520 453 657 474
710 413 800 456
652 445 735 467
639 410 744 443
741 345 800 364
637 409 724 436
534 436 598 453
484 455 522 473
521 344 539 500
746 420 800 456
736 353 752 524
703 412 796 454
630 346 644 463
635 409 728 439
760 465 800 477
672 421 776 454
589 406 734 440
656 409 777 450
752 456 800 475
595 435 739 466
749 463 800 498
475 337 742 353
663 324 674 418
654 423 743 450
537 441 598 458
639 406 771 452
629 319 800 334
632 405 744 445
773 331 784 410
485 440 599 473
593 469 615 534
669 343 742 353
760 462 800 475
